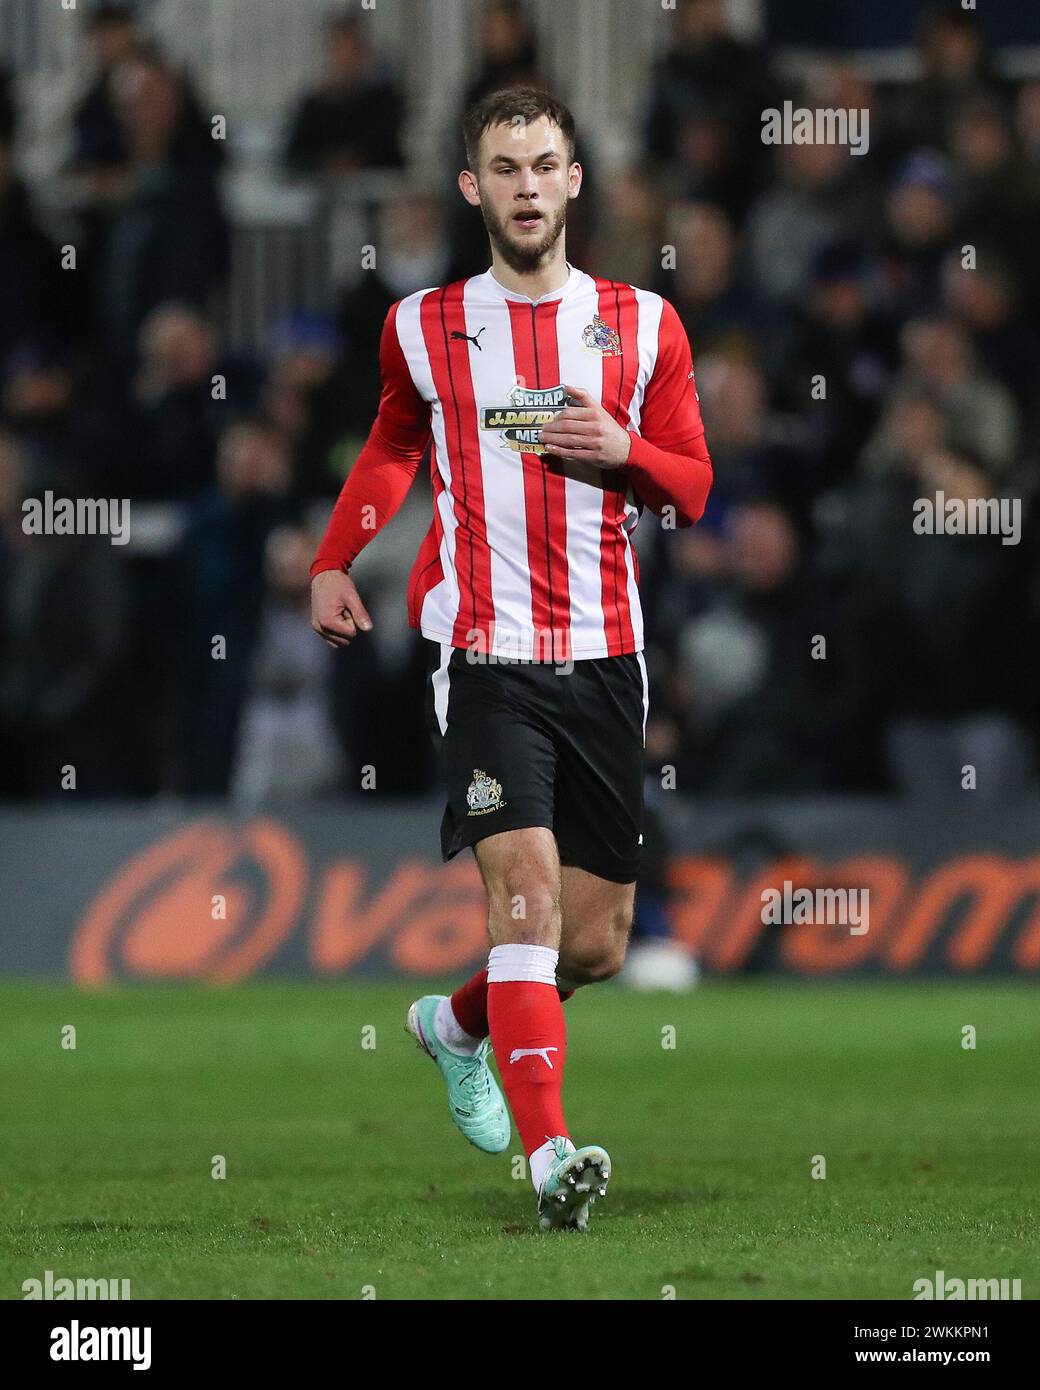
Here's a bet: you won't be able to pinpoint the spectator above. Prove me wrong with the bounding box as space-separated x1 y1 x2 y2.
130 303 262 500
0 134 80 367
777 243 897 488
689 350 809 510
877 316 1018 476
334 190 449 464
858 387 948 478
284 14 405 175
669 500 862 793
942 250 1040 419
835 445 1036 802
231 525 344 804
176 418 296 794
70 13 222 205
1 342 120 495
94 54 229 364
747 135 878 307
593 166 667 290
459 0 541 112
886 5 1005 161
948 98 1040 301
875 149 958 327
644 0 773 192
658 200 780 363
68 2 146 179
264 313 347 497
0 432 130 797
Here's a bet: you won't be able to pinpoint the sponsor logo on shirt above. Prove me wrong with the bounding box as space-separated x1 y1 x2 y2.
481 383 567 454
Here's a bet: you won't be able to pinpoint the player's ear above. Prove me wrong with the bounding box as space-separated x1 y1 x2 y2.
458 169 482 207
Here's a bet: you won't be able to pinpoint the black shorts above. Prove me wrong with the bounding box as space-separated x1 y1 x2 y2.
424 642 649 884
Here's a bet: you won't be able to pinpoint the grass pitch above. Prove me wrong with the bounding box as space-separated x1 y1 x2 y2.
1 979 1036 1300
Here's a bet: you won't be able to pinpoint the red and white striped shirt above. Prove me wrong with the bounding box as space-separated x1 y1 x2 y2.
312 263 713 661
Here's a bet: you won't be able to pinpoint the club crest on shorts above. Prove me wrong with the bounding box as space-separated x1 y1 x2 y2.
466 768 506 815
581 314 622 355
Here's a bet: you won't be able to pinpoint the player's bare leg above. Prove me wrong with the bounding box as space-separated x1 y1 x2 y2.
476 826 563 950
557 867 636 990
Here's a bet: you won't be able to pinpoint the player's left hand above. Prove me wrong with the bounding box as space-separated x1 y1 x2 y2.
539 383 632 469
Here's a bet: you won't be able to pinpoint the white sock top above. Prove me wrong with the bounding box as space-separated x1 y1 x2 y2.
486 942 559 986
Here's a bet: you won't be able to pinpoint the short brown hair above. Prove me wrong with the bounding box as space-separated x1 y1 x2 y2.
462 86 576 172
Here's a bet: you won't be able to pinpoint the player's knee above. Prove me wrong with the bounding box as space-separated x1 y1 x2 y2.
595 945 628 982
561 914 632 982
561 946 624 983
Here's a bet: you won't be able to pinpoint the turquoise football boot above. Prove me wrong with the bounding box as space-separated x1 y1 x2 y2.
406 995 511 1154
537 1137 611 1231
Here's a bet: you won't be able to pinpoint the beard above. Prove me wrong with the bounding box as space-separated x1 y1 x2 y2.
482 197 569 274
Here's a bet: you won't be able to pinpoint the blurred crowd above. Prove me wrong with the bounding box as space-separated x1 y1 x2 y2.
1 0 1038 804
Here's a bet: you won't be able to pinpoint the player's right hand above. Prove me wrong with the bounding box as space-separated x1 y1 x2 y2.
310 568 373 648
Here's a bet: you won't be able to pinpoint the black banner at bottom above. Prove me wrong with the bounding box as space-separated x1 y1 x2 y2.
2 1298 1031 1374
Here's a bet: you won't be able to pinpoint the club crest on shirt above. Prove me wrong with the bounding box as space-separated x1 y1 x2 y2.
582 314 622 355
481 383 567 454
466 768 507 815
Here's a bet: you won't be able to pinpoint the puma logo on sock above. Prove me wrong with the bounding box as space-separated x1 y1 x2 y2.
509 1047 558 1070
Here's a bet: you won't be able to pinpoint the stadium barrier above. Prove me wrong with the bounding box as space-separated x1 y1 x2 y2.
2 800 1039 981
